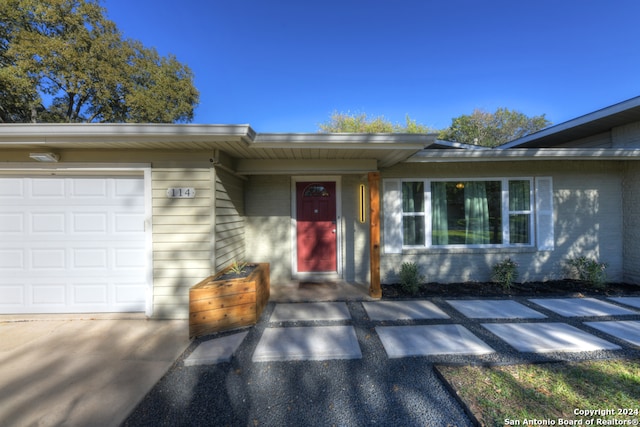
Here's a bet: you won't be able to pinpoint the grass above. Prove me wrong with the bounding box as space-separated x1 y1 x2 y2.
437 359 640 426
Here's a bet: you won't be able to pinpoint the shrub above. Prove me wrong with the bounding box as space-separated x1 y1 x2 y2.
492 258 519 290
399 262 424 295
566 256 607 288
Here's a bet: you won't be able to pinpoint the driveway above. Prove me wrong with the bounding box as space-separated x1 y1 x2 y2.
0 314 189 427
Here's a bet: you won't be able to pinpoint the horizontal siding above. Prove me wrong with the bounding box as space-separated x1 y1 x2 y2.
245 175 292 281
214 168 246 272
152 168 214 319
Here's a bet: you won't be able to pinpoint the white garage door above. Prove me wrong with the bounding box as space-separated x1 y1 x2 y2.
0 176 148 314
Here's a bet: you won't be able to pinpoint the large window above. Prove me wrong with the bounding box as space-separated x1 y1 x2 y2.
401 178 533 248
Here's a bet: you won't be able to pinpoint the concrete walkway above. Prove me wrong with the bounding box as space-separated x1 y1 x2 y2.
187 296 640 364
0 314 189 427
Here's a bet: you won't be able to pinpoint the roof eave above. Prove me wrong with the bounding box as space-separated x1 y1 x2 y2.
252 132 437 149
405 148 640 162
499 96 640 149
0 123 256 145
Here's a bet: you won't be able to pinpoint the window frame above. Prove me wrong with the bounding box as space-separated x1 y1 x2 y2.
400 177 535 249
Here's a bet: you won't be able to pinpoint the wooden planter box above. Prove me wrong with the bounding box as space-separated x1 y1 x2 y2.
189 263 270 338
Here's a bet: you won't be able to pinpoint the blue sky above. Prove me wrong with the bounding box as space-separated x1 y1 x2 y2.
104 0 640 132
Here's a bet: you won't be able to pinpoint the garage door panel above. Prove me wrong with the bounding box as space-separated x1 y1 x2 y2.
115 284 146 304
32 212 66 233
32 284 66 304
115 247 146 268
74 283 108 304
73 248 108 268
32 248 66 269
72 212 108 233
0 249 24 268
32 178 65 197
115 178 144 197
115 213 144 232
71 178 108 197
0 176 147 314
0 213 23 232
0 178 23 196
0 285 24 305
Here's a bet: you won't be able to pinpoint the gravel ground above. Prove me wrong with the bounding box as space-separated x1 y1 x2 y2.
122 297 640 427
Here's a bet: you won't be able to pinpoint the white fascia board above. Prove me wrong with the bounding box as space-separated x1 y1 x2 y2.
405 148 640 162
252 132 436 149
0 123 256 144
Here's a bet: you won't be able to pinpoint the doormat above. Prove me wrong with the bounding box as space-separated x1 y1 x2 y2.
299 281 338 290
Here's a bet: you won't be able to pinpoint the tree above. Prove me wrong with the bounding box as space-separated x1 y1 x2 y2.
0 0 198 123
439 108 551 147
318 111 433 133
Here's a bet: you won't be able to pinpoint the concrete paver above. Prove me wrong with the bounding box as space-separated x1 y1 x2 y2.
446 299 547 319
270 302 351 322
376 324 495 358
529 297 638 317
362 300 450 321
482 322 622 353
184 331 248 366
584 320 640 347
252 326 362 362
608 296 640 310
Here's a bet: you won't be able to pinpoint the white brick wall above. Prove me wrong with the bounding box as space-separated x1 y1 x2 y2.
623 162 640 282
613 122 640 148
380 161 625 284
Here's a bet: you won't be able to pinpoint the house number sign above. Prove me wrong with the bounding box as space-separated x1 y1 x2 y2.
166 188 196 198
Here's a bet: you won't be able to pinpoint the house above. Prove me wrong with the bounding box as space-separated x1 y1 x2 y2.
1 97 639 318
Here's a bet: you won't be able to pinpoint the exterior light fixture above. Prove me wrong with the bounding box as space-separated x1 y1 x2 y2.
455 182 465 189
359 184 366 223
29 153 60 162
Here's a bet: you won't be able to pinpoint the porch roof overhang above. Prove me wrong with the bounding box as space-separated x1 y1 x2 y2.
406 147 640 162
0 124 436 170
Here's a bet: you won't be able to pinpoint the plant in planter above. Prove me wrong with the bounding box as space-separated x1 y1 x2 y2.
189 262 270 338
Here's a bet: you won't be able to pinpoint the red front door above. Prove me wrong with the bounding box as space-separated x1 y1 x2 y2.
296 181 337 272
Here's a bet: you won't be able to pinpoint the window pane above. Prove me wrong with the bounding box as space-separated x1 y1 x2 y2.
303 183 330 197
402 182 424 212
509 214 531 244
403 216 425 245
430 181 501 245
509 180 530 211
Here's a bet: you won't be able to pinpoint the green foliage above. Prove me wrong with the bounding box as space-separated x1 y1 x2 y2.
491 258 519 290
228 261 248 275
318 111 433 133
566 256 607 288
0 0 198 123
399 262 424 294
439 108 551 147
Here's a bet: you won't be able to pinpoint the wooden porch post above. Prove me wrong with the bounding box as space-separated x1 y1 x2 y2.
368 172 382 298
